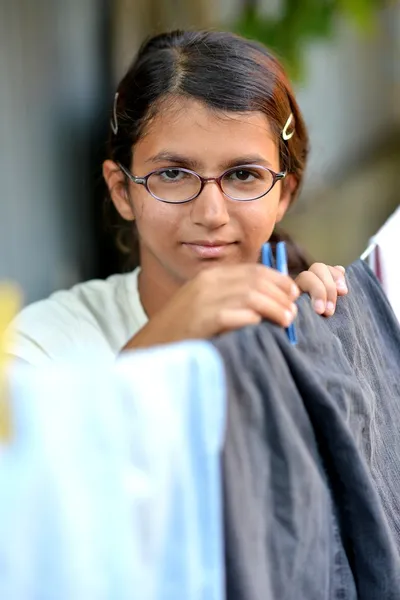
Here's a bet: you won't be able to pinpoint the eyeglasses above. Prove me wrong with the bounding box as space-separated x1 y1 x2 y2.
118 162 286 204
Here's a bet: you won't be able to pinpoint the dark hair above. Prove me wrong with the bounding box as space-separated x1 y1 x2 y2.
106 29 311 274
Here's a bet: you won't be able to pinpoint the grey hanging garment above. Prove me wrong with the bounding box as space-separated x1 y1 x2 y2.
214 260 400 600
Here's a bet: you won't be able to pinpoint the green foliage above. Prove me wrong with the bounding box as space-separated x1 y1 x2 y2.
234 0 385 80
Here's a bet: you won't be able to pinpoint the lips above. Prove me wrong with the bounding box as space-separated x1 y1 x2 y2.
182 240 237 259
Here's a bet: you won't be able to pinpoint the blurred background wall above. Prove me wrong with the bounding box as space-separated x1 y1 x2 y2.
0 0 399 303
0 0 112 303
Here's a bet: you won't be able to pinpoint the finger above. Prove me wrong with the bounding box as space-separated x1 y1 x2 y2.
218 276 296 314
254 265 300 299
219 272 298 320
295 271 328 315
331 266 348 296
306 263 338 315
245 289 297 327
221 264 300 300
255 280 298 312
217 308 262 333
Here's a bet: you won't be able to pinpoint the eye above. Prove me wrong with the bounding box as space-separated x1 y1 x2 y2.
228 168 258 182
158 168 187 182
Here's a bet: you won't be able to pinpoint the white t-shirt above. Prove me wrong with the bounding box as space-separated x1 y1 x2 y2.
10 268 148 366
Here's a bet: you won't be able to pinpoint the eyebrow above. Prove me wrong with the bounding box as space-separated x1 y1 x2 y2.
145 152 201 170
145 151 274 170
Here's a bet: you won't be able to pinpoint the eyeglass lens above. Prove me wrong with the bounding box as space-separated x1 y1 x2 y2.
147 167 274 202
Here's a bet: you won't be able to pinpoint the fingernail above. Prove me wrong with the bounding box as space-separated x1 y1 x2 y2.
326 301 335 314
335 265 346 273
291 303 298 316
284 310 294 325
291 284 300 299
313 299 325 314
336 279 347 291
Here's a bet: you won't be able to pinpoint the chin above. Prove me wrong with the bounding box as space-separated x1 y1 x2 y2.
179 253 242 279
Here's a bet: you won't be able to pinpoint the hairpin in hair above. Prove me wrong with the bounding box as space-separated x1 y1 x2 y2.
110 92 119 135
282 113 295 141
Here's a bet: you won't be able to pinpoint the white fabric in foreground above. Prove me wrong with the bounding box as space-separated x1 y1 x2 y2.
0 342 226 600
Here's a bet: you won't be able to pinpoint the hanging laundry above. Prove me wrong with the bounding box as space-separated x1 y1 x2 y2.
364 206 400 322
0 341 226 600
214 260 400 600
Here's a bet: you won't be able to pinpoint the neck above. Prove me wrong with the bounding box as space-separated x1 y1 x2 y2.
138 255 183 318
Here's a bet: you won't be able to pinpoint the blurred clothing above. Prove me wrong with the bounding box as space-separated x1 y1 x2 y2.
0 342 226 600
8 268 147 365
367 206 400 322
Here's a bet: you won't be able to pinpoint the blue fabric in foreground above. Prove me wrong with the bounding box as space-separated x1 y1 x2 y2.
0 341 226 600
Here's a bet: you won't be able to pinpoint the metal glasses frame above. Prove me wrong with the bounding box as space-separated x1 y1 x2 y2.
118 162 286 204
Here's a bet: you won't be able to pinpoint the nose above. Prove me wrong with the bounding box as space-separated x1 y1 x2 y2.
190 181 230 230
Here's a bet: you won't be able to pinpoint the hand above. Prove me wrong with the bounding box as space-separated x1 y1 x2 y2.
295 263 348 317
124 264 300 349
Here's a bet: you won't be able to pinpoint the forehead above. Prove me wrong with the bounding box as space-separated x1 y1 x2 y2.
134 97 279 168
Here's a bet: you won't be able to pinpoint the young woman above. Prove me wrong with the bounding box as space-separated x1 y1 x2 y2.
11 30 348 365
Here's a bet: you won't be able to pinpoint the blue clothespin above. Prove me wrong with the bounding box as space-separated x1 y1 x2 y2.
261 241 298 346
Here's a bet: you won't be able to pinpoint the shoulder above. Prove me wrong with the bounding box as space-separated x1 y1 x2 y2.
10 269 147 366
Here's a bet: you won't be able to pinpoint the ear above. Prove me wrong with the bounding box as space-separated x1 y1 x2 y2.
102 160 135 221
275 174 297 223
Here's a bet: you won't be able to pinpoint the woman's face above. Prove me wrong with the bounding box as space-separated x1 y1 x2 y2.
105 97 293 286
